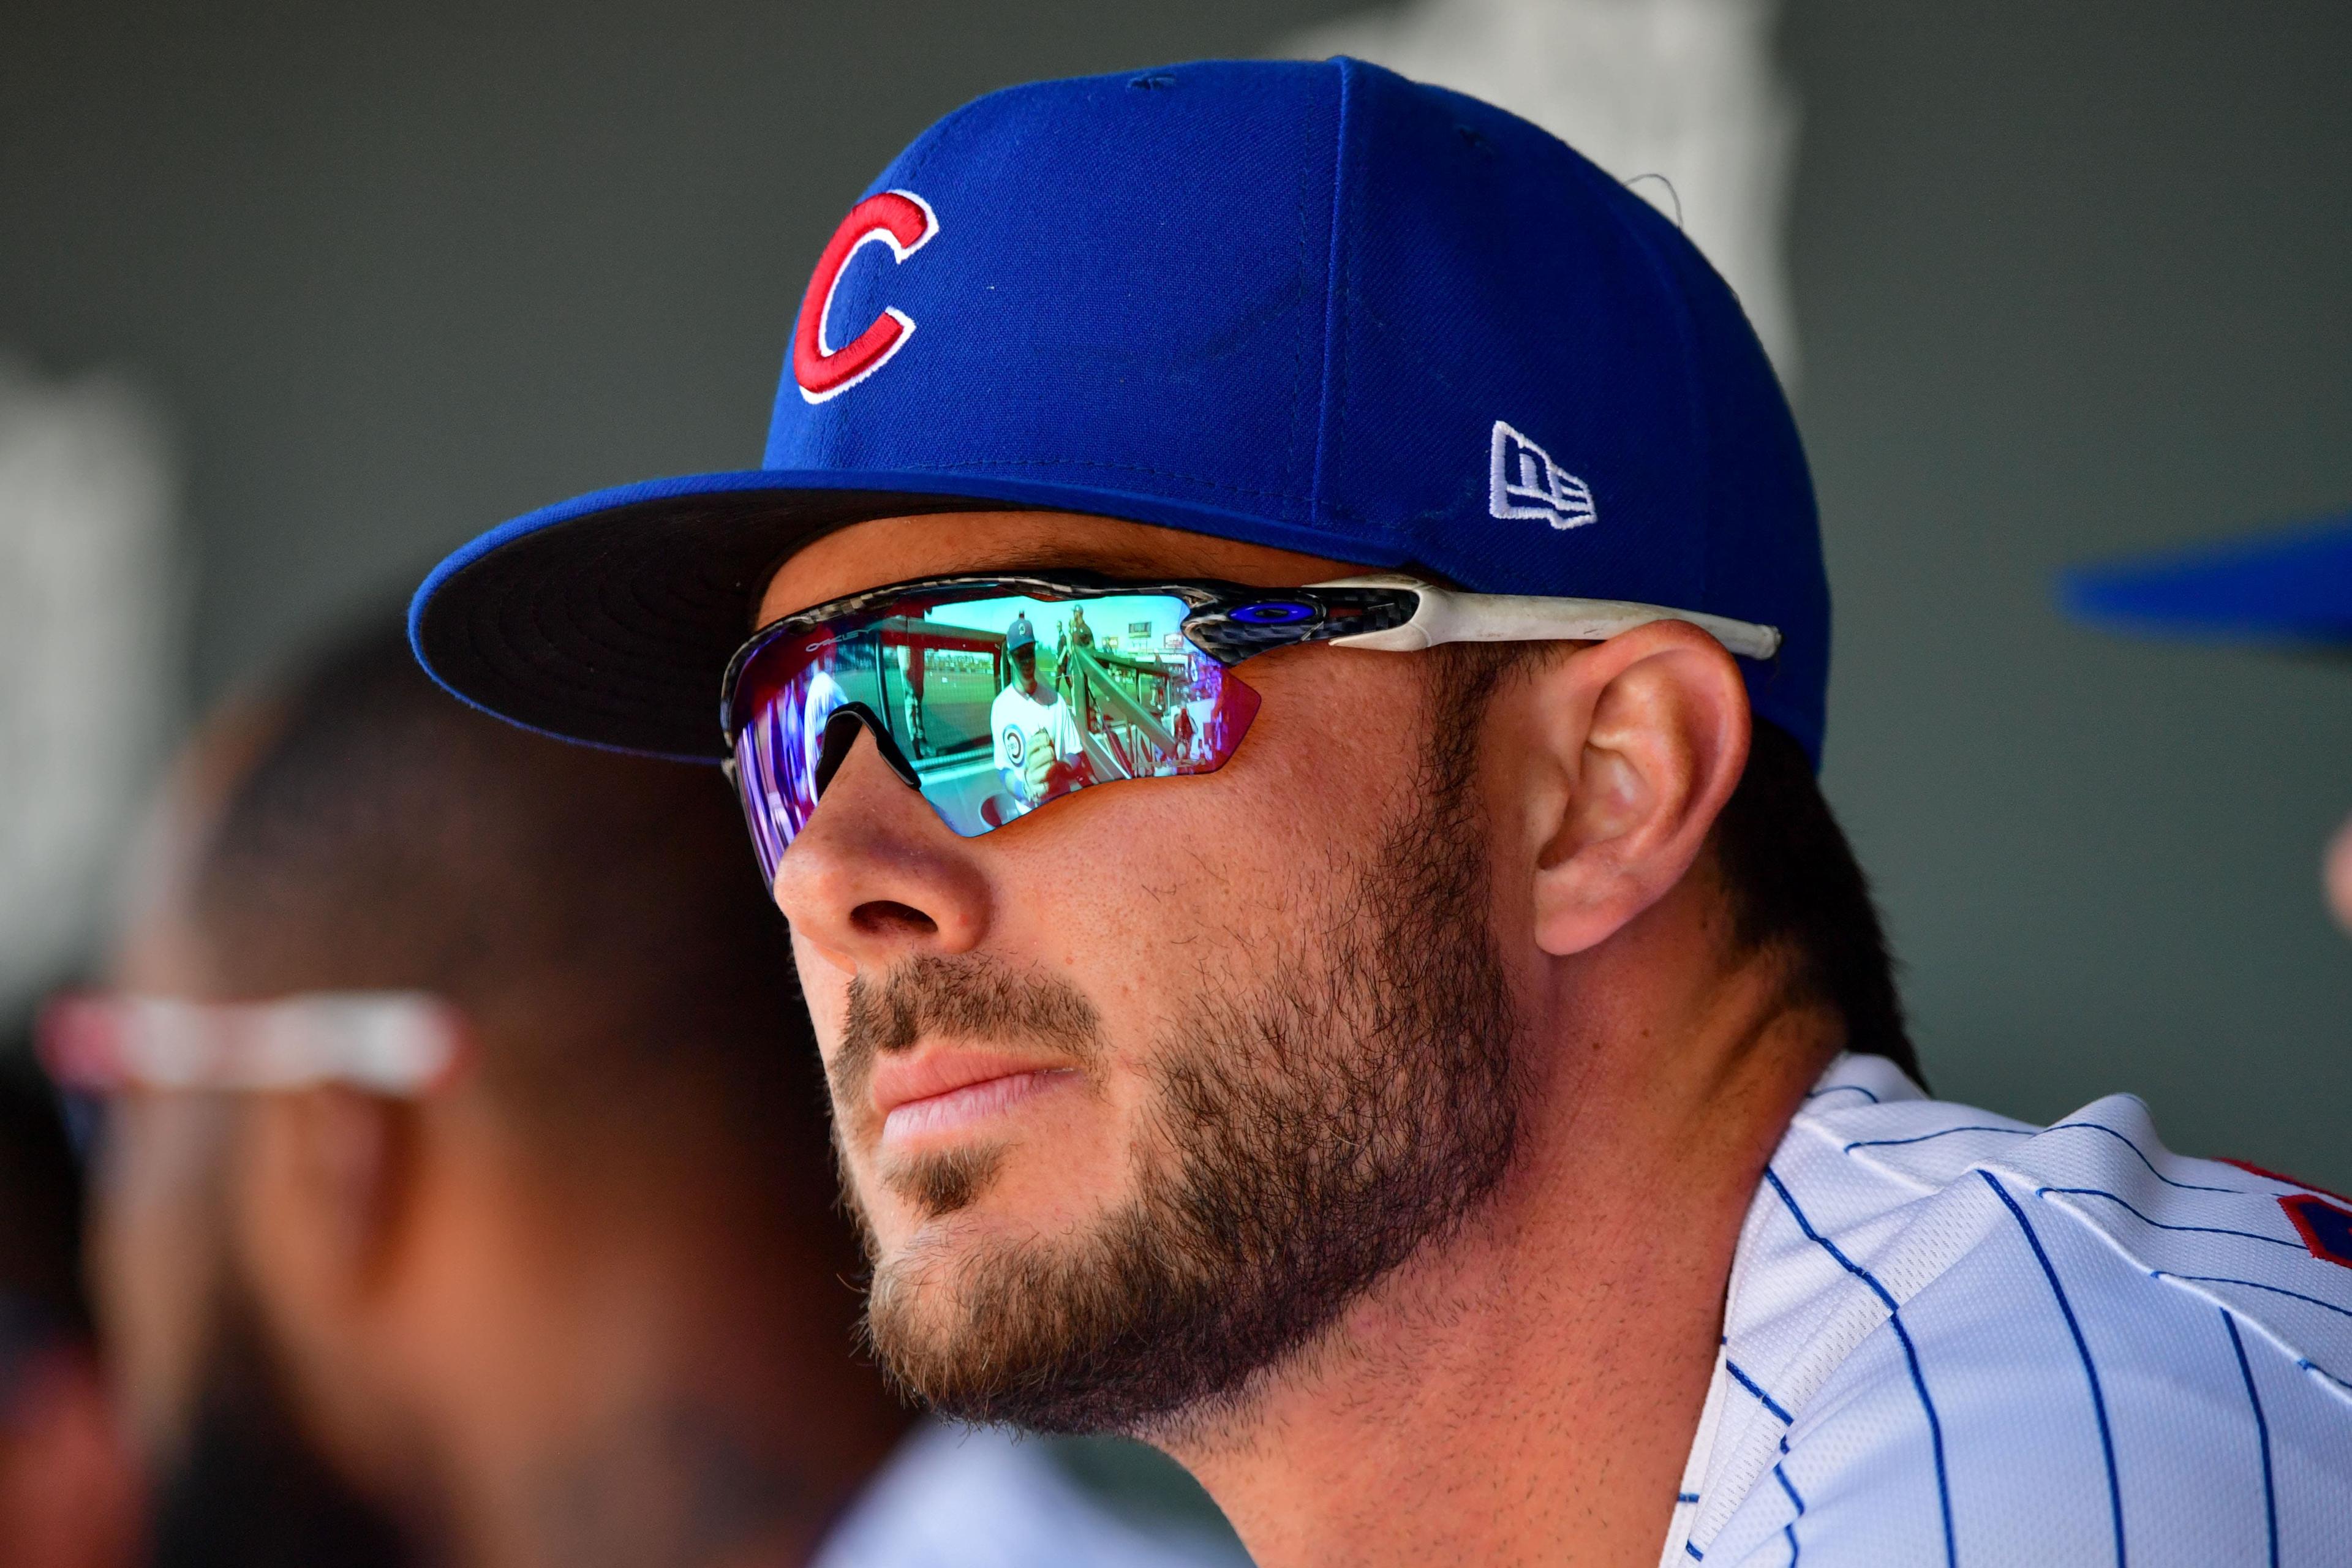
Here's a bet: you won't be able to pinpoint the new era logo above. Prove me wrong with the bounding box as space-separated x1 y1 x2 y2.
1489 421 1597 532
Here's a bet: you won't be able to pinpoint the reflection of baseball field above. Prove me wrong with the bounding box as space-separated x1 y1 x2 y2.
904 649 1000 754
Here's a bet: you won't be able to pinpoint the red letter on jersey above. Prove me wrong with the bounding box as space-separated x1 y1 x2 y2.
792 190 939 404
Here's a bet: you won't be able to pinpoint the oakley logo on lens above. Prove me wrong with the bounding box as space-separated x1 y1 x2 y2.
1489 420 1597 532
793 189 940 404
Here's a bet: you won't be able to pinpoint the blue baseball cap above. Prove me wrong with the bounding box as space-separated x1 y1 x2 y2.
411 57 1828 764
2063 510 2352 642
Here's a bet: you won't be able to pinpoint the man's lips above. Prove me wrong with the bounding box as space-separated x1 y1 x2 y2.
870 1050 1079 1145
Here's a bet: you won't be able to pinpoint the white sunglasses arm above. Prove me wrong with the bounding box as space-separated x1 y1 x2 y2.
41 993 467 1096
1309 575 1783 662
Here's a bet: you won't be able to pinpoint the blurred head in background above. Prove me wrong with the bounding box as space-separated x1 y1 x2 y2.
66 617 901 1568
0 1057 138 1568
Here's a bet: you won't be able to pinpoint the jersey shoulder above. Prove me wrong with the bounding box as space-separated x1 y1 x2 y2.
1668 1055 2352 1567
1784 1056 2352 1384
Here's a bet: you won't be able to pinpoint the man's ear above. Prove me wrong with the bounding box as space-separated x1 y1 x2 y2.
226 1087 415 1330
1515 619 1752 957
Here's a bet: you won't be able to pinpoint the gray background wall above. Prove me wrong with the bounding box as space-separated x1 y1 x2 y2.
7 1 2348 1183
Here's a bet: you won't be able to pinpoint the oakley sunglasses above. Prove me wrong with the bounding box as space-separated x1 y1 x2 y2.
722 571 1781 885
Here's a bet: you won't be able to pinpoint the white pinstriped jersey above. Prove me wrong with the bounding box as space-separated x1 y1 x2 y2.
1664 1054 2352 1567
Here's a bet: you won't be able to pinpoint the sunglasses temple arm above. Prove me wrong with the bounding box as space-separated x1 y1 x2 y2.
1313 578 1782 662
37 995 469 1096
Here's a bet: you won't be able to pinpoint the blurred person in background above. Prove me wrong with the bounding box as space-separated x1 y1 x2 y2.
0 1055 139 1568
45 616 1244 1568
2069 505 2352 944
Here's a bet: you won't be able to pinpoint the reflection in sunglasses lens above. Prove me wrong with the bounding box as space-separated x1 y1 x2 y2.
731 592 1260 883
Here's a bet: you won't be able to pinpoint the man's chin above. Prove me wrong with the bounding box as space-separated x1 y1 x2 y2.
863 1216 1102 1427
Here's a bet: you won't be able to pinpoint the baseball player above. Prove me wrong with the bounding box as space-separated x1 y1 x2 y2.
991 613 1087 813
411 61 2352 1567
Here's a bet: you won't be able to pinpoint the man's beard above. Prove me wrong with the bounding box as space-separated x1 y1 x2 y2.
148 1281 411 1568
840 682 1524 1436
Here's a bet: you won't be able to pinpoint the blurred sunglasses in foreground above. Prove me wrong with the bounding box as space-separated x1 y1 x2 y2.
38 993 469 1096
723 571 1781 884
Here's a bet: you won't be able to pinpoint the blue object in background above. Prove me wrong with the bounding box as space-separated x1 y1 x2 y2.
2062 510 2352 643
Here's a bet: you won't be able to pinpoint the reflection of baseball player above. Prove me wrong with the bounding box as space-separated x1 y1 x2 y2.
990 616 1087 812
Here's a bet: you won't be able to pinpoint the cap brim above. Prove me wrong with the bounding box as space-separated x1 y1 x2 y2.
410 469 1400 761
2061 510 2352 646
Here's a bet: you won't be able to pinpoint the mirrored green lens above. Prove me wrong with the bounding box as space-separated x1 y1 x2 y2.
733 590 1259 882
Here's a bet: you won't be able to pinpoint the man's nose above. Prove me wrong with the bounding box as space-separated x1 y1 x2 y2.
772 732 992 968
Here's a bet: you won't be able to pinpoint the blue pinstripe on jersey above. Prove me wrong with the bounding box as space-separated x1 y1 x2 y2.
2220 1311 2278 1568
2037 1187 2305 1250
1764 1168 1957 1568
1774 1464 1804 1566
2150 1273 2352 1322
1727 1360 1795 1425
1849 1123 2244 1195
2150 1274 2352 1401
1983 1172 2125 1567
2299 1358 2352 1395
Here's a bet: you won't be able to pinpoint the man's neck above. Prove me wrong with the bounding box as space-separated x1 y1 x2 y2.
1168 947 1836 1568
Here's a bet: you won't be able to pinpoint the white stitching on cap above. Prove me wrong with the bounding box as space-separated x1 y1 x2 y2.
1489 420 1597 532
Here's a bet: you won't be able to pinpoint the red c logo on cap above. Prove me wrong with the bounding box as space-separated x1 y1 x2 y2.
792 189 939 404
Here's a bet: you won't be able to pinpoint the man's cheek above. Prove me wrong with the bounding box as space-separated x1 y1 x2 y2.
838 1144 894 1231
789 930 851 1035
